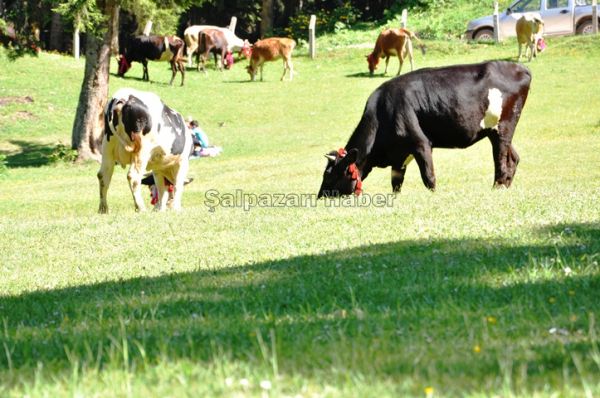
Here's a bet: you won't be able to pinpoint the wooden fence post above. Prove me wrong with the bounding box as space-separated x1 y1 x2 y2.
309 14 316 59
143 21 152 36
400 9 408 28
73 14 80 60
229 16 237 32
493 0 500 42
593 0 598 34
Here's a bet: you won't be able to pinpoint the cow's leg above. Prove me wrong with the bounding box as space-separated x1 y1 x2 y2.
179 59 185 86
489 134 512 188
413 142 436 191
383 56 390 75
528 42 534 61
281 58 289 81
170 161 188 211
517 43 523 62
169 59 177 85
97 154 115 214
153 173 169 211
506 144 520 187
391 154 414 193
187 45 194 67
288 57 294 81
404 39 414 72
260 63 264 82
396 54 404 76
127 164 146 212
142 60 149 81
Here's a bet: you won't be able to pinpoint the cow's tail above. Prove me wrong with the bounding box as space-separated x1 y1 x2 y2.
403 28 427 55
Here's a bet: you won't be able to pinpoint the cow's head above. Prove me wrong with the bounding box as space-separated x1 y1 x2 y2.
318 148 362 198
536 37 546 52
224 51 234 69
239 40 252 59
246 63 256 81
109 95 152 153
117 54 131 76
366 53 379 76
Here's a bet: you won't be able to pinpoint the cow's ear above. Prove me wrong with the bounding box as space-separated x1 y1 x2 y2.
340 148 359 166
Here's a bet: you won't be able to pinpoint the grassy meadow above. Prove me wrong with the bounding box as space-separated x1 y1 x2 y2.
1 31 600 397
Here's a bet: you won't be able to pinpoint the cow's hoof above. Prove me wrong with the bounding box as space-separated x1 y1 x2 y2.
98 205 108 214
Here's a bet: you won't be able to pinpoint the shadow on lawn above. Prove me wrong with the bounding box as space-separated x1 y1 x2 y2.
1 222 599 384
0 140 56 168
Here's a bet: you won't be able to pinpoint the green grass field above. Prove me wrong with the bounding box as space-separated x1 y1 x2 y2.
1 32 599 397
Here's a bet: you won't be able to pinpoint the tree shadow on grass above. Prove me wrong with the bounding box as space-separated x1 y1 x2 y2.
0 140 56 168
1 222 599 390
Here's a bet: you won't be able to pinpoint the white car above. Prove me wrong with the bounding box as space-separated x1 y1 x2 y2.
466 0 599 41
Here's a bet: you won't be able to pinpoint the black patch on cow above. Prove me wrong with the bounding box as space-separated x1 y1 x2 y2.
121 95 152 139
104 98 116 140
162 103 187 155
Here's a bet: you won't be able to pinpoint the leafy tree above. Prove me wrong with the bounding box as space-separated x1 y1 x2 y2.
61 0 203 162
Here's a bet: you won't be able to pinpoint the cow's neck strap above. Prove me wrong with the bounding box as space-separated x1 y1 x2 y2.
338 148 363 196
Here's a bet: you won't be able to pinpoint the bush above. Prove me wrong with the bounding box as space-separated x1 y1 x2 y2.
284 3 362 40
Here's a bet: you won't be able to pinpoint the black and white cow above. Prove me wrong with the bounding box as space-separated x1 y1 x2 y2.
97 88 193 213
318 61 532 197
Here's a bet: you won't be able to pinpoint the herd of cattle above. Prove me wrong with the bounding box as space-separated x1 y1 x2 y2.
100 20 541 212
116 25 296 85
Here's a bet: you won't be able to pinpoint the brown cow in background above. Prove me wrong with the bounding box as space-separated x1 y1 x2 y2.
366 28 426 76
246 37 296 82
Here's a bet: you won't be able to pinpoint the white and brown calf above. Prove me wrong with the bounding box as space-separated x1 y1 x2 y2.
97 88 192 213
184 25 250 68
516 14 545 62
247 37 296 81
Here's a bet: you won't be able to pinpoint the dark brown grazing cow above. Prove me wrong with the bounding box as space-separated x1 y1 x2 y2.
318 61 532 198
197 28 229 72
117 35 185 86
247 37 296 81
366 28 426 76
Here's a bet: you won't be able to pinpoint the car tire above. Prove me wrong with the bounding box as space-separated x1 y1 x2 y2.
473 28 495 42
576 20 597 35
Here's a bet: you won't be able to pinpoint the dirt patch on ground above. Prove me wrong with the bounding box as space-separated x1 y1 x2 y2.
0 96 34 106
13 110 36 120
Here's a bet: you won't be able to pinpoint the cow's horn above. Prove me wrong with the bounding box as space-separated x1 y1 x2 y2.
324 154 336 161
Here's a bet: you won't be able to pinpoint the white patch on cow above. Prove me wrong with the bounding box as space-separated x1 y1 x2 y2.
480 88 503 130
158 37 175 62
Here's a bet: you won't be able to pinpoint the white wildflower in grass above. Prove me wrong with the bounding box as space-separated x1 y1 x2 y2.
260 380 272 390
240 378 250 388
225 377 234 387
563 266 573 276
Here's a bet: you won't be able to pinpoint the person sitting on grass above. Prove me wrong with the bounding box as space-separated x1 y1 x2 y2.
188 118 223 158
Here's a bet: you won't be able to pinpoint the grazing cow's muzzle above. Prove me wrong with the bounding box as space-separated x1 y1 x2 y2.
117 56 131 76
366 53 378 75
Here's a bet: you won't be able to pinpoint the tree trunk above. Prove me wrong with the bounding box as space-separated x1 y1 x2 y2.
49 12 63 51
260 0 273 37
71 1 119 162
